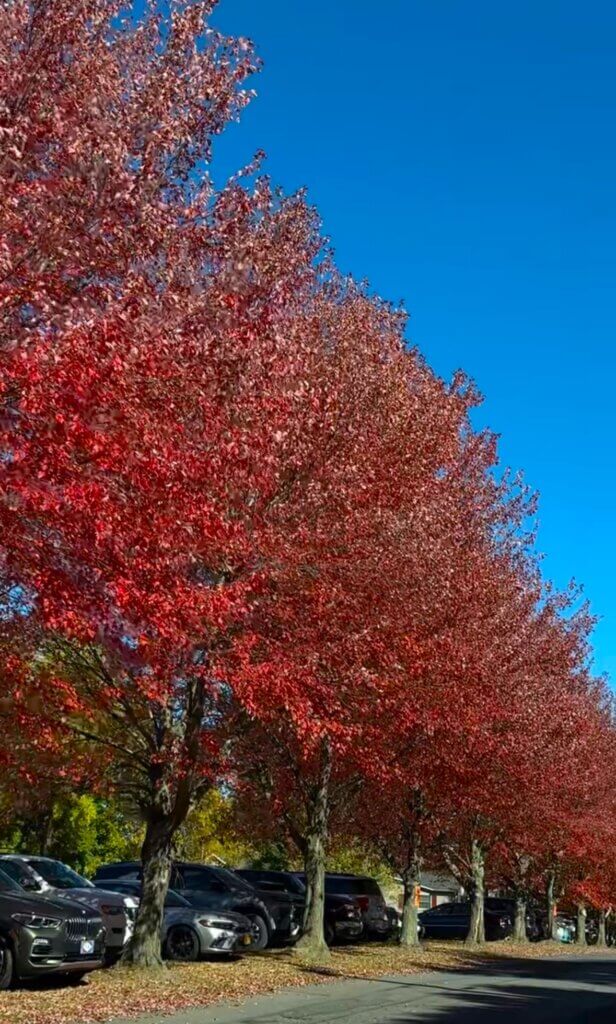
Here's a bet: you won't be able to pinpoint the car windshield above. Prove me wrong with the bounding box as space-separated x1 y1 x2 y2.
165 889 191 908
251 873 306 895
324 876 381 896
214 868 254 893
0 867 22 893
274 874 305 895
28 859 92 890
100 882 139 897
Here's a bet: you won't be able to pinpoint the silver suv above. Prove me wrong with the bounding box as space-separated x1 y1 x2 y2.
0 856 136 959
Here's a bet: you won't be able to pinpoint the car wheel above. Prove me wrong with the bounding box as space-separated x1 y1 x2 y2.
0 940 14 991
324 920 335 946
164 924 201 962
246 914 269 951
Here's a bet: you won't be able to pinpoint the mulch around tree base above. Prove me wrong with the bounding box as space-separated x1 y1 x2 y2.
0 940 613 1024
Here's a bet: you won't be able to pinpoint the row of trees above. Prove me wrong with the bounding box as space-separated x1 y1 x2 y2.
0 0 613 966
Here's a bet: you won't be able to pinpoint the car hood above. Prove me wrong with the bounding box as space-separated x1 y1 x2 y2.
0 890 97 919
46 886 131 911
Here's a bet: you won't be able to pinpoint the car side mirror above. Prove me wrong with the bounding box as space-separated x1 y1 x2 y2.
21 877 41 892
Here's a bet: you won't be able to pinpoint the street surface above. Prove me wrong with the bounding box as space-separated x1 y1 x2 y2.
112 954 616 1024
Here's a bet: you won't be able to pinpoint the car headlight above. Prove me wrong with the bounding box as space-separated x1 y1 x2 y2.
100 904 124 916
197 918 233 929
12 913 62 930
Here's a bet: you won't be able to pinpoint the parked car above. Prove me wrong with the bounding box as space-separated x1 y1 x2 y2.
94 861 299 951
294 873 392 940
95 880 253 959
235 869 364 946
553 913 576 943
0 855 136 961
0 866 104 989
419 897 531 941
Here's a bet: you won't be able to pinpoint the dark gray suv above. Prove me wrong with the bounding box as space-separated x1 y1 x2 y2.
0 867 104 988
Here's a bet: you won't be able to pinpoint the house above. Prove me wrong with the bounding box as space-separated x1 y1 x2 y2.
390 870 462 911
417 871 462 909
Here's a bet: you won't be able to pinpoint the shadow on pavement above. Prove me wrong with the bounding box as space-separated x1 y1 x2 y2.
299 955 616 1022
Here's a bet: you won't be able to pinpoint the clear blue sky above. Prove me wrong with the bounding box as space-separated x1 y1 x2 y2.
211 0 616 681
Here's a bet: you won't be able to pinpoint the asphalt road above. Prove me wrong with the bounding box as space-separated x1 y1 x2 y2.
113 955 616 1024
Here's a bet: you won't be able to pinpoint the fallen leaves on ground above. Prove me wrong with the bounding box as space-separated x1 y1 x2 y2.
1 940 613 1024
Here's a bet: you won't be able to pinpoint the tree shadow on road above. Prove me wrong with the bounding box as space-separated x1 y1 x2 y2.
298 955 616 1023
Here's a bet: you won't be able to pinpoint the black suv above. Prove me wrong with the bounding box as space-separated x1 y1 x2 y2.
295 873 392 940
93 861 299 951
236 869 364 946
0 866 104 988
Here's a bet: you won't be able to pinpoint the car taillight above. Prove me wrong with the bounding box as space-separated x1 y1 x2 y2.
340 902 360 916
356 896 369 912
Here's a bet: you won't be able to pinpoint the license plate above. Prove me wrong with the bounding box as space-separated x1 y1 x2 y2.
241 934 252 945
80 939 95 955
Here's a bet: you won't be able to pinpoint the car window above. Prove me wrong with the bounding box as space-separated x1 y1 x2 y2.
249 878 283 892
180 867 227 891
214 867 254 892
0 860 35 888
356 878 382 897
324 876 382 896
324 877 363 895
96 864 139 880
486 898 512 912
0 866 23 893
432 902 460 915
263 872 305 895
28 859 92 890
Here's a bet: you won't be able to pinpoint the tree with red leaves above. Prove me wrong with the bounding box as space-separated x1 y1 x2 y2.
2 0 613 976
0 0 344 966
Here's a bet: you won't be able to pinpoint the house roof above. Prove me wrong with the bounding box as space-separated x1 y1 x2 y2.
420 871 459 891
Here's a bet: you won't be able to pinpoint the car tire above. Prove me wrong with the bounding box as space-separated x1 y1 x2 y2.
0 940 14 991
324 920 335 946
246 914 269 951
164 924 201 962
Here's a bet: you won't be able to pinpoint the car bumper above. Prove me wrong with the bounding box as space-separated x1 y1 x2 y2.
14 929 105 978
334 920 364 940
365 920 393 938
198 924 253 954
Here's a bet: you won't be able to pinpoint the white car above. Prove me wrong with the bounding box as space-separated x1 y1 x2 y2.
0 855 137 958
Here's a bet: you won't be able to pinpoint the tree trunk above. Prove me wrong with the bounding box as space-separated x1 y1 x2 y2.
295 740 332 959
575 903 587 947
596 908 607 948
122 814 175 967
546 870 557 940
400 860 422 947
121 811 174 962
465 839 485 945
512 894 528 943
41 808 55 857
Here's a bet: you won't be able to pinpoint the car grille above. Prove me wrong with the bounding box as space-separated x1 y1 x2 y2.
65 916 103 940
